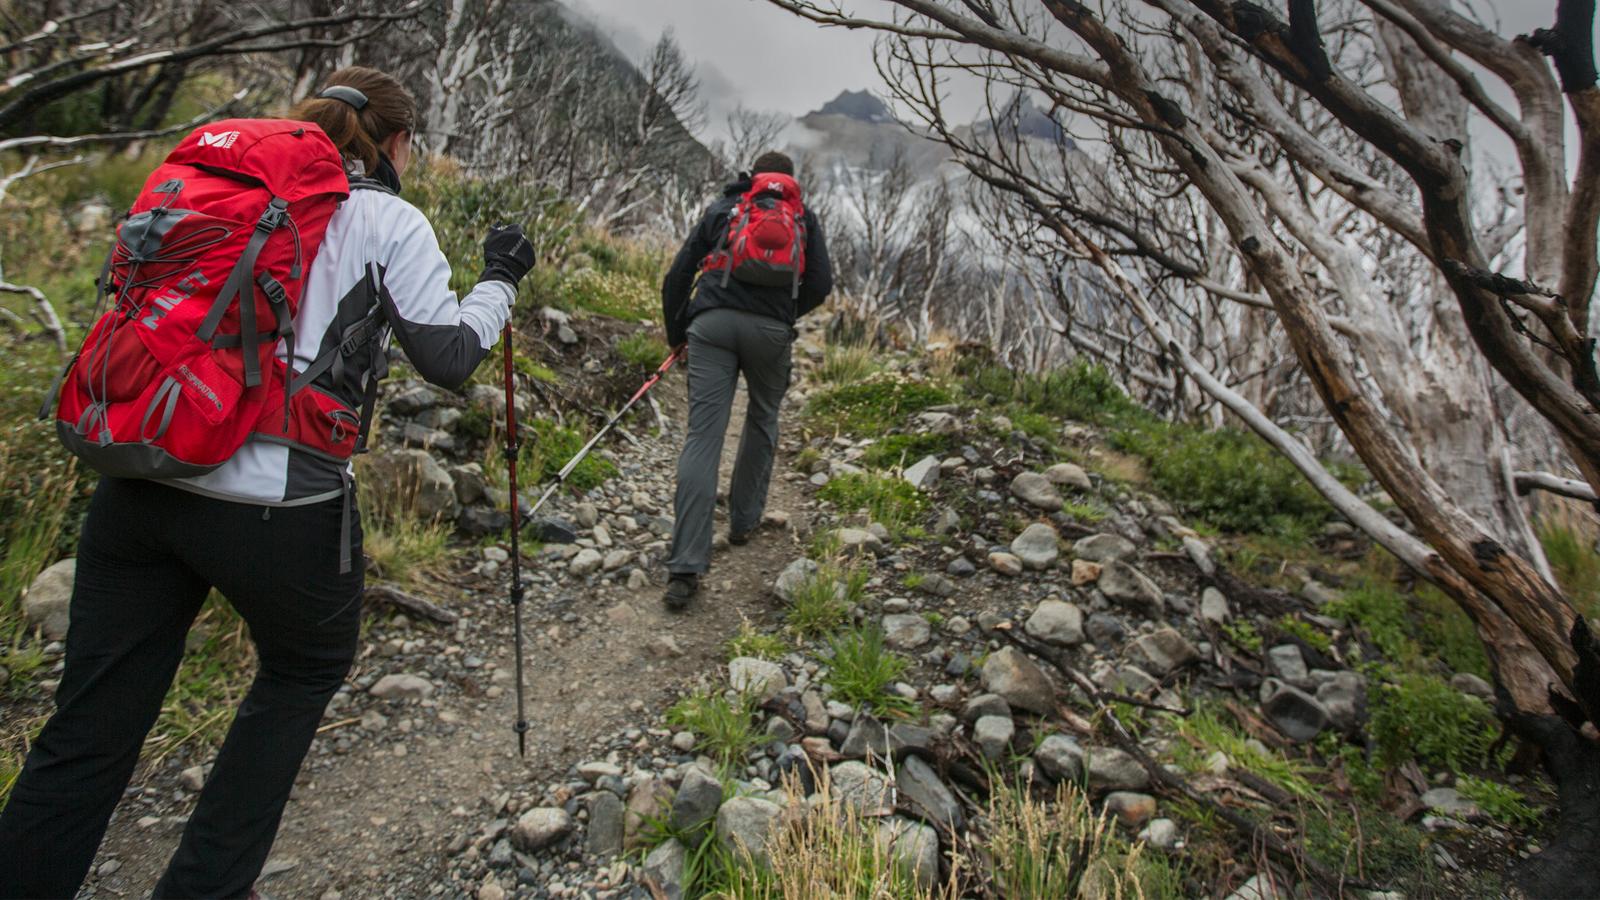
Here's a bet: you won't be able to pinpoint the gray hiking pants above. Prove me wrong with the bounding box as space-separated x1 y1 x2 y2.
667 307 794 575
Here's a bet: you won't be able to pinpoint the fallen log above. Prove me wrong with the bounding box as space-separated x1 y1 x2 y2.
364 583 458 625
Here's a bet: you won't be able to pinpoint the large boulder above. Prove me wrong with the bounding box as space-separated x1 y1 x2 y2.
729 657 787 701
1260 678 1330 742
361 449 458 521
22 558 74 640
876 817 940 890
980 647 1057 715
511 807 572 852
897 755 964 828
670 766 724 841
642 838 687 900
831 760 893 815
1044 462 1092 490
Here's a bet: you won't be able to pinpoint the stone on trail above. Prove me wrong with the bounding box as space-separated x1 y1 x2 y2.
962 693 1011 723
897 755 964 828
1070 558 1102 586
729 657 787 701
903 455 941 490
1010 522 1060 570
1126 628 1199 676
368 674 434 701
1104 791 1157 827
830 760 893 815
1315 671 1365 731
1199 587 1230 624
511 807 572 852
840 711 891 760
876 817 940 890
569 548 603 576
716 796 784 867
1034 733 1083 782
981 647 1056 715
1450 672 1494 700
1267 644 1309 684
1259 678 1329 742
642 838 687 900
974 715 1015 761
585 791 625 856
1140 818 1181 851
624 778 674 851
1009 472 1063 511
1421 787 1481 820
22 558 74 640
773 558 821 602
1098 561 1165 616
1086 746 1150 792
1025 600 1085 646
363 449 458 521
670 766 723 840
987 551 1023 577
1071 533 1136 563
835 527 884 556
1044 462 1092 490
882 614 931 650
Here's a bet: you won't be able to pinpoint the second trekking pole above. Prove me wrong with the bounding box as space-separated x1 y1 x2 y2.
501 324 530 756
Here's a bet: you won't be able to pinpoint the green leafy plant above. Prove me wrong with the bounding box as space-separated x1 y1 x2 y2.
1369 670 1500 773
1274 616 1333 655
726 619 787 661
861 433 951 470
1170 705 1320 803
1220 620 1263 653
817 473 926 537
616 331 666 370
825 626 916 717
561 268 657 321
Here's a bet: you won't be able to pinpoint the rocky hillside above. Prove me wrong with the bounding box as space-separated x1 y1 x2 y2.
9 240 1554 898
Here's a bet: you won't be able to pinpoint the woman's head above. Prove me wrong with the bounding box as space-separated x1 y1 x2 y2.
289 67 417 176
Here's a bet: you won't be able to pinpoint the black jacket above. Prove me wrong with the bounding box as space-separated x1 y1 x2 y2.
662 175 834 346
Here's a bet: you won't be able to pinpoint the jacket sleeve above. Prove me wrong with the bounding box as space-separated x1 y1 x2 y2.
375 201 513 391
662 203 721 346
796 210 833 319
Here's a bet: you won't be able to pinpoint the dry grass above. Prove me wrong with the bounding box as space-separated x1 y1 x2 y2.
985 778 1154 899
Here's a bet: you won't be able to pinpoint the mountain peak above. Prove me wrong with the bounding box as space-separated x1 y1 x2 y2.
811 89 894 124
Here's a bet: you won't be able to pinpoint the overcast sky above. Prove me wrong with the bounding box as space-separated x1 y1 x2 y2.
566 0 1592 171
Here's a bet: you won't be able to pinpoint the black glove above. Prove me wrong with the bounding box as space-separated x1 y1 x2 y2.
478 224 535 288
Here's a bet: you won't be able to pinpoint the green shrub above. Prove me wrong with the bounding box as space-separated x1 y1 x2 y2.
666 688 762 772
1111 421 1329 534
825 626 916 717
616 331 665 370
519 419 616 492
1369 670 1499 773
805 379 951 436
860 433 951 470
817 473 926 537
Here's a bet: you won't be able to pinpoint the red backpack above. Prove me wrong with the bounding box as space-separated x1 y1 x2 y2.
51 118 362 479
703 172 808 298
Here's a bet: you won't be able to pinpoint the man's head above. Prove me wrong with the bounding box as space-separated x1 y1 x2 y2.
750 151 795 176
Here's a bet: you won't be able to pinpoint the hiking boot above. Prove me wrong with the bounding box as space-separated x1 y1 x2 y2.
663 574 699 611
728 528 753 546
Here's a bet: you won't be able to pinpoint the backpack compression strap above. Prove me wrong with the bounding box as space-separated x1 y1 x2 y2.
195 197 291 388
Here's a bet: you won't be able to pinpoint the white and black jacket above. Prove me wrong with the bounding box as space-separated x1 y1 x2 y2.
171 182 511 507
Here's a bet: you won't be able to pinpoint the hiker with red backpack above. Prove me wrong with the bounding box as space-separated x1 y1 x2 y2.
660 151 833 610
0 66 534 899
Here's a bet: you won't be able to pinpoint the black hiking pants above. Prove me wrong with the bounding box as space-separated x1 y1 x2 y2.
0 477 363 899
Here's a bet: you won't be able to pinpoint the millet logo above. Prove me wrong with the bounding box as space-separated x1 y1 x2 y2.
198 130 240 149
141 270 209 331
177 365 222 413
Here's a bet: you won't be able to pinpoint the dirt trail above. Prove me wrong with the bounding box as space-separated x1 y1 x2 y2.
86 373 809 899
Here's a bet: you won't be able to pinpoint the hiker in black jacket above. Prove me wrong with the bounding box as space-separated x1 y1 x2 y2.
660 151 833 609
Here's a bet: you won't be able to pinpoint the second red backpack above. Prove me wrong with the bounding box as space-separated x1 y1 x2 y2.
704 172 808 299
52 119 358 478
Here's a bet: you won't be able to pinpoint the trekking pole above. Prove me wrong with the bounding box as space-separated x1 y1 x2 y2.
501 324 530 757
516 345 686 529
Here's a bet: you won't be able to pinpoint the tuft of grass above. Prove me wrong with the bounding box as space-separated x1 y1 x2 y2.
484 419 616 497
987 778 1155 898
805 379 951 437
960 359 1141 425
825 626 917 717
356 460 453 585
1455 775 1540 830
616 331 666 370
727 618 788 661
1541 515 1600 618
560 268 658 321
815 343 881 386
1325 577 1489 679
1302 802 1441 891
1169 704 1321 804
817 473 926 538
860 433 951 471
1060 500 1108 524
666 688 763 773
1368 669 1500 774
785 564 855 639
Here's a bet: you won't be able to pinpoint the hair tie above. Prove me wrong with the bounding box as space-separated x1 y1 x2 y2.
318 85 369 110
